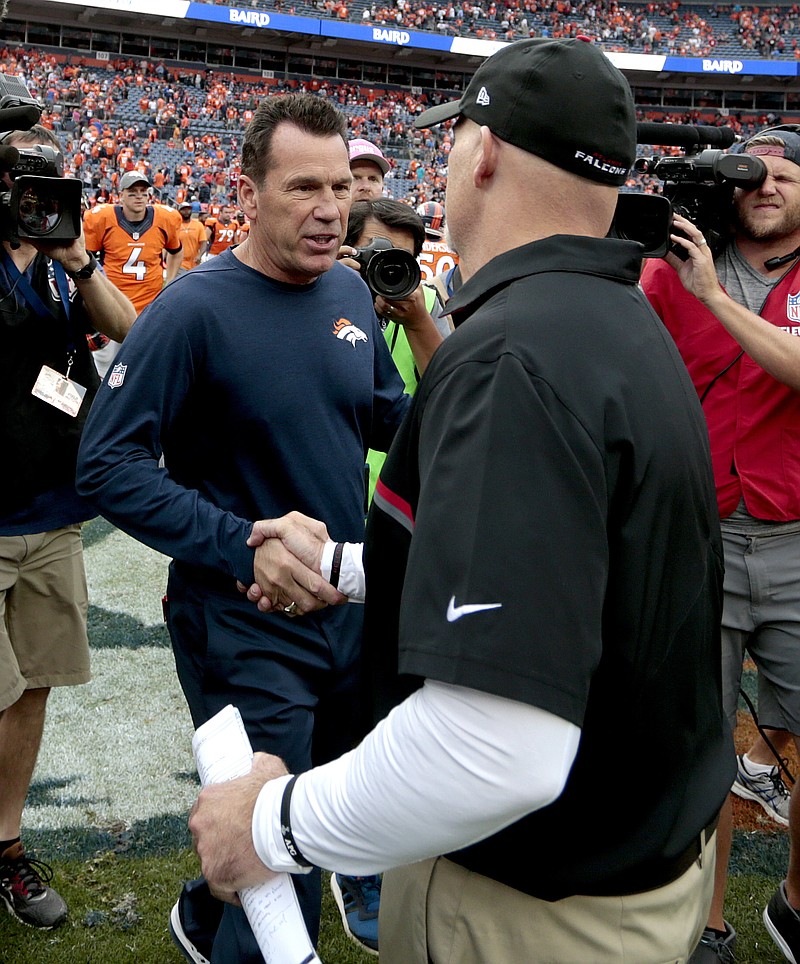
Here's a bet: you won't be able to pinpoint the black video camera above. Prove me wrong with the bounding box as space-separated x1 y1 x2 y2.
0 74 83 244
609 123 767 259
353 236 421 301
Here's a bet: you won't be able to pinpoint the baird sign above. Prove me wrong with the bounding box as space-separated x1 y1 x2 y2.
702 59 744 73
230 9 271 27
372 28 411 44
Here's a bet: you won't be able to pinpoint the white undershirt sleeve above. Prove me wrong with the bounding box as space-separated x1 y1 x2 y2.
320 540 365 602
252 679 580 875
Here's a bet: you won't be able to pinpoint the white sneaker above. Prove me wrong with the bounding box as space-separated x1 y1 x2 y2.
731 754 790 827
169 899 211 964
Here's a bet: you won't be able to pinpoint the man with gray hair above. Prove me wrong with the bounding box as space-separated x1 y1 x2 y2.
190 39 734 963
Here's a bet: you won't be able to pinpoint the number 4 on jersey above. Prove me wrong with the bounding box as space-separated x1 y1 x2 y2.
122 245 147 281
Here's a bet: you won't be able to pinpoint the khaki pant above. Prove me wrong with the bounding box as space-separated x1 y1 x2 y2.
380 832 716 964
0 525 90 711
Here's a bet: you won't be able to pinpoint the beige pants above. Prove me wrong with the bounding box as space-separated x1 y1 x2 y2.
0 525 90 711
380 831 716 964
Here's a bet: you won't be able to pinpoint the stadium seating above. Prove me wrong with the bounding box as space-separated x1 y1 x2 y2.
188 0 800 59
2 36 798 205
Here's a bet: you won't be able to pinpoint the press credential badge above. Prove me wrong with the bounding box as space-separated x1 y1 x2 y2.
32 364 87 417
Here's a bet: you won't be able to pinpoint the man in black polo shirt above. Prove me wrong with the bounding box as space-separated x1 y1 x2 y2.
189 38 735 963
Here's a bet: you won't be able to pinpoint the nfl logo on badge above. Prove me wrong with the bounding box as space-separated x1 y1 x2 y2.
107 363 127 389
788 292 800 322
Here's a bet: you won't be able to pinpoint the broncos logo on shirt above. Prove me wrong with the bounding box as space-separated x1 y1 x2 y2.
332 317 369 347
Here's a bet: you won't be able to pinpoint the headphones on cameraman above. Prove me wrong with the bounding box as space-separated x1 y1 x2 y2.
737 124 800 270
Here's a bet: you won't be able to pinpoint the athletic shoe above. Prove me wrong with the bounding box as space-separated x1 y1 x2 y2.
731 754 791 827
0 841 67 929
689 921 736 963
330 872 380 956
764 881 800 964
169 897 211 964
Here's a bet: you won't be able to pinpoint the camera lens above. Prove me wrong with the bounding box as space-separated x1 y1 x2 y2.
17 186 61 236
366 249 421 301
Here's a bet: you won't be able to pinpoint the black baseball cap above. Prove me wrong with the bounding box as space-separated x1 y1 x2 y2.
415 38 636 186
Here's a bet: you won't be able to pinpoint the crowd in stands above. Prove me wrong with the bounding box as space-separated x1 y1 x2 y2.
0 42 792 211
199 0 800 58
0 45 455 208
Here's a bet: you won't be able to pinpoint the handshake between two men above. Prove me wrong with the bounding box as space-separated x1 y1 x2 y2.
191 511 361 905
238 511 357 617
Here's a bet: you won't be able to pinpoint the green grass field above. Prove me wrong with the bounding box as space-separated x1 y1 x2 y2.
0 518 792 962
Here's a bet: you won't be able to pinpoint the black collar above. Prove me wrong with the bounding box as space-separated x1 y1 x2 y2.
446 236 643 326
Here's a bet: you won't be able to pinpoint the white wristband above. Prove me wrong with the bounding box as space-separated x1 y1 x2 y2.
320 540 365 603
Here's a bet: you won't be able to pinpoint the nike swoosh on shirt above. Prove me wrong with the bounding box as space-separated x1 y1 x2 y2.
446 596 502 623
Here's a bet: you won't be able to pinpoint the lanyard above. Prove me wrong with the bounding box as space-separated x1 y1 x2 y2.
2 250 77 372
3 249 73 332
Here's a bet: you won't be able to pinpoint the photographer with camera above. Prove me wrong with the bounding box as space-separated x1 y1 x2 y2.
341 199 445 370
340 199 448 508
0 123 135 930
641 127 800 964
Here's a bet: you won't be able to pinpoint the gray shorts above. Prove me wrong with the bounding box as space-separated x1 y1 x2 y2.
0 525 91 712
721 528 800 734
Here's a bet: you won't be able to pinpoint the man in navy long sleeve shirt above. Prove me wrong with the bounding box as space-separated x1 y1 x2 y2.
76 92 412 964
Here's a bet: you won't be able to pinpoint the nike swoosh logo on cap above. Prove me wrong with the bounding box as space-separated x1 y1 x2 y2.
446 596 502 623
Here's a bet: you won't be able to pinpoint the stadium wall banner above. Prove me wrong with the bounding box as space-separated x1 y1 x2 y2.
319 20 453 51
185 2 320 36
605 52 668 72
663 55 798 76
30 0 800 80
449 37 512 57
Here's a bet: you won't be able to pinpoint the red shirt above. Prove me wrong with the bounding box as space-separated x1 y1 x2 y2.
642 256 800 521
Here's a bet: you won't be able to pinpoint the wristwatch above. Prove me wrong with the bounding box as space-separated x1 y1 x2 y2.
65 252 98 281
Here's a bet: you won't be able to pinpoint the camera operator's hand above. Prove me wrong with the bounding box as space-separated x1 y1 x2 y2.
15 225 136 342
29 230 92 276
665 212 800 393
666 213 723 308
337 244 361 272
377 284 444 376
376 285 430 331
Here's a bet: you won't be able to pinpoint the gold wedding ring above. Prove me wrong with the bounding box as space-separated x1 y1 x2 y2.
284 601 299 616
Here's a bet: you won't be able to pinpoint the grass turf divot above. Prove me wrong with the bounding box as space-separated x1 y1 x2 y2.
0 851 375 963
